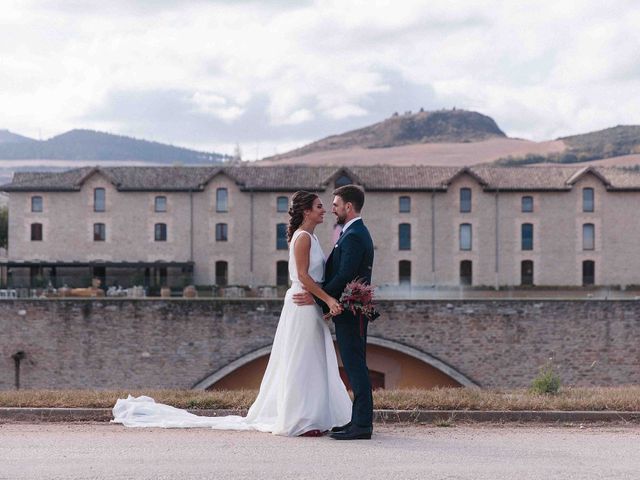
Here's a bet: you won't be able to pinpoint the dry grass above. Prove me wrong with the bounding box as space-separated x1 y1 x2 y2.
0 389 258 410
259 138 565 167
372 387 640 411
1 387 639 411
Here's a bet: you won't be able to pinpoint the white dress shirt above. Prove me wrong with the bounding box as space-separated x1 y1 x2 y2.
340 216 362 236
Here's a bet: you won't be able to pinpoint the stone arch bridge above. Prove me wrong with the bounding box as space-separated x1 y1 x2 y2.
1 299 638 390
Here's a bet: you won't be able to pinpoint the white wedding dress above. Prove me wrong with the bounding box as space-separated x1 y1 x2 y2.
112 229 352 436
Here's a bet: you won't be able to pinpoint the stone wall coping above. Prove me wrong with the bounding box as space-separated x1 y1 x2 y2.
0 297 639 303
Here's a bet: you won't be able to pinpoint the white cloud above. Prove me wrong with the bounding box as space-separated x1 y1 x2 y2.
325 104 368 120
190 92 246 122
0 0 639 150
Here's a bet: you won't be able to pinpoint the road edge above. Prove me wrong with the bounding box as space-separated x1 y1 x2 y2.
1 408 639 424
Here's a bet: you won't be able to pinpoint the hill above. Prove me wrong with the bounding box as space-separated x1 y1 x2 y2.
0 130 35 144
258 137 565 167
260 110 640 168
264 109 506 161
0 129 229 164
561 125 640 159
492 125 640 167
259 109 564 167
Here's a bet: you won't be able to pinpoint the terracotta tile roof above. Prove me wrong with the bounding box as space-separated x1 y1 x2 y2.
348 166 457 190
6 167 94 191
2 164 640 192
472 167 575 190
227 165 338 191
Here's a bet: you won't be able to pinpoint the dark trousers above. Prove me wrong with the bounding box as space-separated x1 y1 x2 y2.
335 318 373 428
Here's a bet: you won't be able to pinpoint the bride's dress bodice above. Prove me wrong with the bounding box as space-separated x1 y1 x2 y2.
289 230 325 285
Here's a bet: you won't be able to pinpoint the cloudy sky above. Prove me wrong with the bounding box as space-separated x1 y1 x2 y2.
2 0 640 158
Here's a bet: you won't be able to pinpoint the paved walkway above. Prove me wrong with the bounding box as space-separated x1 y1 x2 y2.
1 423 639 479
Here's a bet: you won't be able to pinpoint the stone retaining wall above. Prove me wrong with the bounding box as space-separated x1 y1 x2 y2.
1 299 637 390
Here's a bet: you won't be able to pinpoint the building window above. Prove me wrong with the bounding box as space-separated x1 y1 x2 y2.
276 223 288 250
399 223 411 250
277 196 288 213
31 223 43 241
154 223 167 242
155 267 168 287
94 188 105 212
92 266 106 287
582 260 595 286
521 260 534 286
215 261 228 286
583 223 595 250
460 188 471 213
460 260 472 286
334 174 352 188
31 196 43 212
276 261 289 286
155 196 167 212
216 188 228 212
399 196 411 213
459 223 472 251
583 188 594 212
93 223 106 241
50 266 58 287
521 196 533 212
399 260 411 285
215 223 228 242
30 265 44 288
521 223 533 250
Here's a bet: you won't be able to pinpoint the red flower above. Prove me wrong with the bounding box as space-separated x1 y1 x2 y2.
338 278 380 323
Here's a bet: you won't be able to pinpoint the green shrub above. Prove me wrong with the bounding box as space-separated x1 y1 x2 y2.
530 361 561 395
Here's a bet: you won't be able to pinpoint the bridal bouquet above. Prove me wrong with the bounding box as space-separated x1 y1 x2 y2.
339 278 380 336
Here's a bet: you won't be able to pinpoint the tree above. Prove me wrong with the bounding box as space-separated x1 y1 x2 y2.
0 206 7 249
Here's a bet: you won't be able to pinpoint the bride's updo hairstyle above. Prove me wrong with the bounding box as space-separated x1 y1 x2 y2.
287 190 318 243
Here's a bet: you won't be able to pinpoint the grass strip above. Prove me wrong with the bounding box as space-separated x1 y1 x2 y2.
0 387 639 411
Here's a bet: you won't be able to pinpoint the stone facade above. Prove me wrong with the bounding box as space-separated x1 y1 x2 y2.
4 165 640 287
0 299 638 390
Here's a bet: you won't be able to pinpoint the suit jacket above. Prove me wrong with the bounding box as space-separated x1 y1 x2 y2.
321 218 374 324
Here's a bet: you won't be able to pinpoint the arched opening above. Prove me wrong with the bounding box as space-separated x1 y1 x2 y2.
521 260 534 286
399 260 411 285
276 261 289 287
195 338 476 390
215 261 228 286
460 260 472 286
583 260 595 286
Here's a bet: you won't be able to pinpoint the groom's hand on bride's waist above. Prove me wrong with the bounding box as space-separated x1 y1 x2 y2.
292 291 315 306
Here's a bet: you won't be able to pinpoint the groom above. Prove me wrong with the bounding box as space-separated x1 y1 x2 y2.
293 184 375 440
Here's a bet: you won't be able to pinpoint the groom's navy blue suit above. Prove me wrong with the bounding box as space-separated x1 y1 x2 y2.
321 218 374 429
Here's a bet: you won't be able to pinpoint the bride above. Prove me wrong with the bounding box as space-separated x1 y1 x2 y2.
112 191 352 436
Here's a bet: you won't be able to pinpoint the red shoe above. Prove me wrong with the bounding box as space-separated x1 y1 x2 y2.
299 429 324 437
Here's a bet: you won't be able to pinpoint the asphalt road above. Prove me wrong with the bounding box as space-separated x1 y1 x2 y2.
1 423 639 479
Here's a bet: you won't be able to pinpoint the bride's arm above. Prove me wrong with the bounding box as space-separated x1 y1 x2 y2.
293 234 342 315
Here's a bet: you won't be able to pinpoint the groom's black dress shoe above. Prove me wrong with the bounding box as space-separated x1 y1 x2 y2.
330 422 352 433
329 425 372 440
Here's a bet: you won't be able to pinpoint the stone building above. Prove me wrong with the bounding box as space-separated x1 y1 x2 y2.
2 164 640 289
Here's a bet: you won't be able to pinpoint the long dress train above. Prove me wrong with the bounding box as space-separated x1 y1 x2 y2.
112 229 351 436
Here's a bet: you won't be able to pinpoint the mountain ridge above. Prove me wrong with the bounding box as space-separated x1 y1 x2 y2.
0 129 229 164
0 129 36 144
